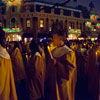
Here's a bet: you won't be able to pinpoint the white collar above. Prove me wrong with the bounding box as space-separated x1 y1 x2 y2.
35 52 41 57
52 45 72 58
0 47 10 59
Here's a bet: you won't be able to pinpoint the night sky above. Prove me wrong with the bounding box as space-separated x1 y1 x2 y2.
43 0 100 16
0 0 100 16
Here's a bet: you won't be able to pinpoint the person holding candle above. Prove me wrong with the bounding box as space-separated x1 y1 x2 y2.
44 29 76 100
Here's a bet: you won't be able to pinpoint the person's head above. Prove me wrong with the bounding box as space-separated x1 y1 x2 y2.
0 27 5 47
29 40 40 55
10 41 19 49
9 42 14 50
53 29 66 46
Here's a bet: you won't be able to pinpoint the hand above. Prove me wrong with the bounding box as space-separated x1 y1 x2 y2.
53 58 57 65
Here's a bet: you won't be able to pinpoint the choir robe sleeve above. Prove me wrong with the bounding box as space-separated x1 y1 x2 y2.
0 58 6 95
28 54 45 100
56 51 76 81
0 58 18 100
66 51 77 100
56 58 70 81
56 51 77 100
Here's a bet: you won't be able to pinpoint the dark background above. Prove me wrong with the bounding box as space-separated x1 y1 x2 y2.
0 0 100 16
44 0 100 16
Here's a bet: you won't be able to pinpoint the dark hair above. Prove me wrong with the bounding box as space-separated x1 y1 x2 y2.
53 29 66 40
13 41 21 50
29 40 40 56
0 27 5 47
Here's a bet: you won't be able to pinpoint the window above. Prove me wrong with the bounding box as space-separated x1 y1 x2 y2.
26 19 31 27
63 10 71 16
0 22 2 27
44 6 51 13
36 5 41 12
11 18 16 28
30 5 34 12
54 8 60 15
69 22 75 29
40 19 44 28
76 22 79 29
83 22 85 31
4 19 6 27
74 12 80 18
80 23 82 30
12 6 15 13
1 7 6 15
72 22 75 29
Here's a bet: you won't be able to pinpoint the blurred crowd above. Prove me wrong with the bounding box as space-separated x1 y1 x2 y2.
0 27 100 100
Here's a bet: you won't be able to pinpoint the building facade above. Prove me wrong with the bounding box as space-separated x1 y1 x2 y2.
0 0 100 40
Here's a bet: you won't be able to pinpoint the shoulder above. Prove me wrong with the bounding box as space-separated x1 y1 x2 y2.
35 52 42 57
52 45 73 58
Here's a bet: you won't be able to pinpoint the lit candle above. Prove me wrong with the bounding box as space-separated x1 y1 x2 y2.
48 46 54 60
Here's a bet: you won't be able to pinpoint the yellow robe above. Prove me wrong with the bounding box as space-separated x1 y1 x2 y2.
52 45 77 100
28 52 45 100
11 48 26 80
86 46 99 100
0 47 18 100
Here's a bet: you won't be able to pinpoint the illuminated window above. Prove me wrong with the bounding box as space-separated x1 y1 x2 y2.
0 22 2 26
40 19 44 28
49 26 52 31
26 19 30 27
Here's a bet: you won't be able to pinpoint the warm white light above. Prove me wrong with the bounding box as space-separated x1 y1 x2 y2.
40 20 44 28
27 19 31 27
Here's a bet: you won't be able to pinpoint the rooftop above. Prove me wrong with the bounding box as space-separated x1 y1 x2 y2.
24 0 82 12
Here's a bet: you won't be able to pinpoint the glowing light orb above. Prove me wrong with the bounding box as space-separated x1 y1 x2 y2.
1 0 22 11
96 23 100 29
85 21 92 28
2 0 22 6
90 14 98 21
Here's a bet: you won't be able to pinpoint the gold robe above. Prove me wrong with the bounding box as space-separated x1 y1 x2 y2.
28 52 45 100
0 47 18 100
86 46 99 100
52 45 77 100
11 48 26 80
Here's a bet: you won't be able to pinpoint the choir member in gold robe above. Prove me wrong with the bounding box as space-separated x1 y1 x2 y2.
28 40 45 100
0 27 18 100
44 29 77 100
86 34 100 100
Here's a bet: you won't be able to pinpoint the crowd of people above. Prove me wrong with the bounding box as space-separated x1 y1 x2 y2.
0 27 100 100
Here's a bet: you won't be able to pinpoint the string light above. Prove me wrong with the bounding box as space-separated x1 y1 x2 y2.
3 28 22 32
96 23 100 29
90 14 98 21
85 21 92 28
2 0 22 11
68 28 81 34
